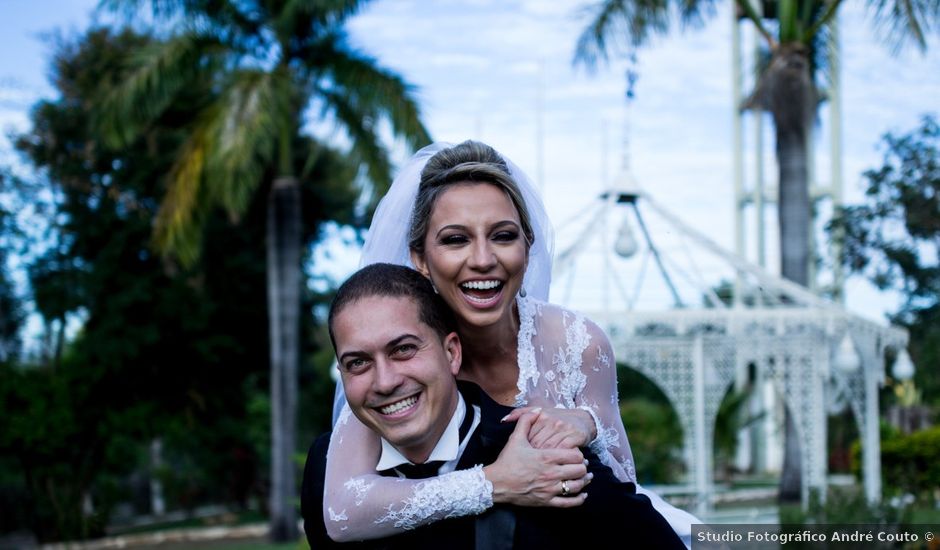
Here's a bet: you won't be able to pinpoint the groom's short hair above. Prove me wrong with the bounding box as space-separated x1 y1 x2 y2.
327 263 457 349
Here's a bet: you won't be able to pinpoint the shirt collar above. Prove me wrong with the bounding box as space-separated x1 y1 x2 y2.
375 392 467 472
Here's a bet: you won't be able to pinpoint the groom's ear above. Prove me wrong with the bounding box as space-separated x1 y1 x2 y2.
443 332 462 376
410 249 430 279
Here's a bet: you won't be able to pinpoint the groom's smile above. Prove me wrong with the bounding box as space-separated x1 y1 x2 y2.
376 393 420 416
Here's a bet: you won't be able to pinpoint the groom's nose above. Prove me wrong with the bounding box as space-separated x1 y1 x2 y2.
371 356 405 394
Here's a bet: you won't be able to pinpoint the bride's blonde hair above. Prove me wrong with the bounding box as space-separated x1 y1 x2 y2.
408 140 535 255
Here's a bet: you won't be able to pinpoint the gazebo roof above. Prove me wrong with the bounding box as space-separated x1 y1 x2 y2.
551 188 907 353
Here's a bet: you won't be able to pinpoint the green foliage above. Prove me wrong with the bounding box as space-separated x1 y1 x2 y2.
830 116 940 405
835 116 939 301
713 385 765 479
0 248 22 364
97 0 431 265
880 426 940 497
849 420 903 480
93 4 431 539
0 26 357 541
617 365 684 483
0 180 24 363
780 485 911 527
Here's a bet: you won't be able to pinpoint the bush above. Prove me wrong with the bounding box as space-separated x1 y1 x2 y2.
619 398 684 484
617 366 684 484
880 425 940 497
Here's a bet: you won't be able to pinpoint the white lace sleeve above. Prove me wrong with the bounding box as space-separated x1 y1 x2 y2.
576 318 637 482
323 404 493 542
519 298 637 483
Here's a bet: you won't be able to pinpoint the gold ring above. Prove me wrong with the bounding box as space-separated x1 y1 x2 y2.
561 480 570 496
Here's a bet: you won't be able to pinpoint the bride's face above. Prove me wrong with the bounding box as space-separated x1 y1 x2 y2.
411 182 527 330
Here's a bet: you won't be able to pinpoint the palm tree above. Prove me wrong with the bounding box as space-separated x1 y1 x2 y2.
97 0 430 539
574 0 936 501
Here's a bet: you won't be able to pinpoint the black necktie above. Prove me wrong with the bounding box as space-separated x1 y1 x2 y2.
394 397 475 479
396 460 447 479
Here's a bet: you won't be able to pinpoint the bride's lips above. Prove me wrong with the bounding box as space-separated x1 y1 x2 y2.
459 279 505 309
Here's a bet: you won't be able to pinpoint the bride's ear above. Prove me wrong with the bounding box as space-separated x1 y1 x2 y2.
410 249 430 279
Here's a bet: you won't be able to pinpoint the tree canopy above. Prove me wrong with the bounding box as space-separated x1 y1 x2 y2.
830 115 940 404
0 26 360 541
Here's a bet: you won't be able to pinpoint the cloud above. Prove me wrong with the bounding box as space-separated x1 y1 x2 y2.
3 0 936 322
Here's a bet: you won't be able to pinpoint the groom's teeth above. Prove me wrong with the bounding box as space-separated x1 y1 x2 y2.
461 280 501 290
379 396 418 415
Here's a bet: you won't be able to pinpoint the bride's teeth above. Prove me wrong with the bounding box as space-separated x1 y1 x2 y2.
461 280 501 290
380 396 418 415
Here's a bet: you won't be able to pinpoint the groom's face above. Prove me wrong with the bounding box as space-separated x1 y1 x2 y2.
333 295 462 463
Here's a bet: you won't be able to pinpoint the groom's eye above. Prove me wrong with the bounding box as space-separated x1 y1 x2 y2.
344 358 370 373
391 344 418 358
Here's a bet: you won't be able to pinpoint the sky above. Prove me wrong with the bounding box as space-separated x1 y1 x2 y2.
1 0 939 326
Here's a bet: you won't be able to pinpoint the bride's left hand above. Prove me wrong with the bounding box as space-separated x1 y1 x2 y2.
501 407 597 449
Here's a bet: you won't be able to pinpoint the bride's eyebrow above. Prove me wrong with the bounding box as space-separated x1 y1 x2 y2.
435 224 468 237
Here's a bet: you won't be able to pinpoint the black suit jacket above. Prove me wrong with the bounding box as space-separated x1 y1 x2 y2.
301 381 684 550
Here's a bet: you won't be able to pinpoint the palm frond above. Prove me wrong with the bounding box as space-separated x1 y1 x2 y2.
153 114 213 265
803 0 843 44
96 33 219 147
573 0 674 69
205 68 294 218
866 0 938 53
279 0 369 30
778 0 800 41
677 0 719 30
319 88 392 197
574 0 630 68
733 0 778 47
322 41 431 151
99 0 194 23
102 0 261 42
153 68 292 264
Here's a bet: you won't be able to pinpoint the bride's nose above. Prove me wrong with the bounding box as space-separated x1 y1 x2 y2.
467 239 497 270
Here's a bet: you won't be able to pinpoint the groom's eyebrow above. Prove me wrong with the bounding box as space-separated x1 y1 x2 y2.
337 334 421 362
386 334 421 349
338 349 368 363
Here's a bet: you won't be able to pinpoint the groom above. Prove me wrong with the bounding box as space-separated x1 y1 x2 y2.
301 263 684 549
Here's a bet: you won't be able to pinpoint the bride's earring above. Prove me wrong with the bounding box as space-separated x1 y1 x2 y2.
519 286 527 298
431 282 439 295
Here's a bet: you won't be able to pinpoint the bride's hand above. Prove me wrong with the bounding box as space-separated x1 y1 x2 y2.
484 410 592 507
501 406 596 449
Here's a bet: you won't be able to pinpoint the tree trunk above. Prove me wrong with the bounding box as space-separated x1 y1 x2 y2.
267 176 301 541
766 43 816 503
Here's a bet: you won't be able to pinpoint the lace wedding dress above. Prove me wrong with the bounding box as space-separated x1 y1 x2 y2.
324 296 698 544
324 141 696 546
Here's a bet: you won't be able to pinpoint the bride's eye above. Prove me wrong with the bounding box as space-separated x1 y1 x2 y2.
493 231 519 242
440 234 468 245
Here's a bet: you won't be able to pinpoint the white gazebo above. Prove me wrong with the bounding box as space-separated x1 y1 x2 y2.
551 185 910 517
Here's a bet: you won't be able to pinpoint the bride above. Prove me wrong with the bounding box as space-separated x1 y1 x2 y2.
324 140 696 545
